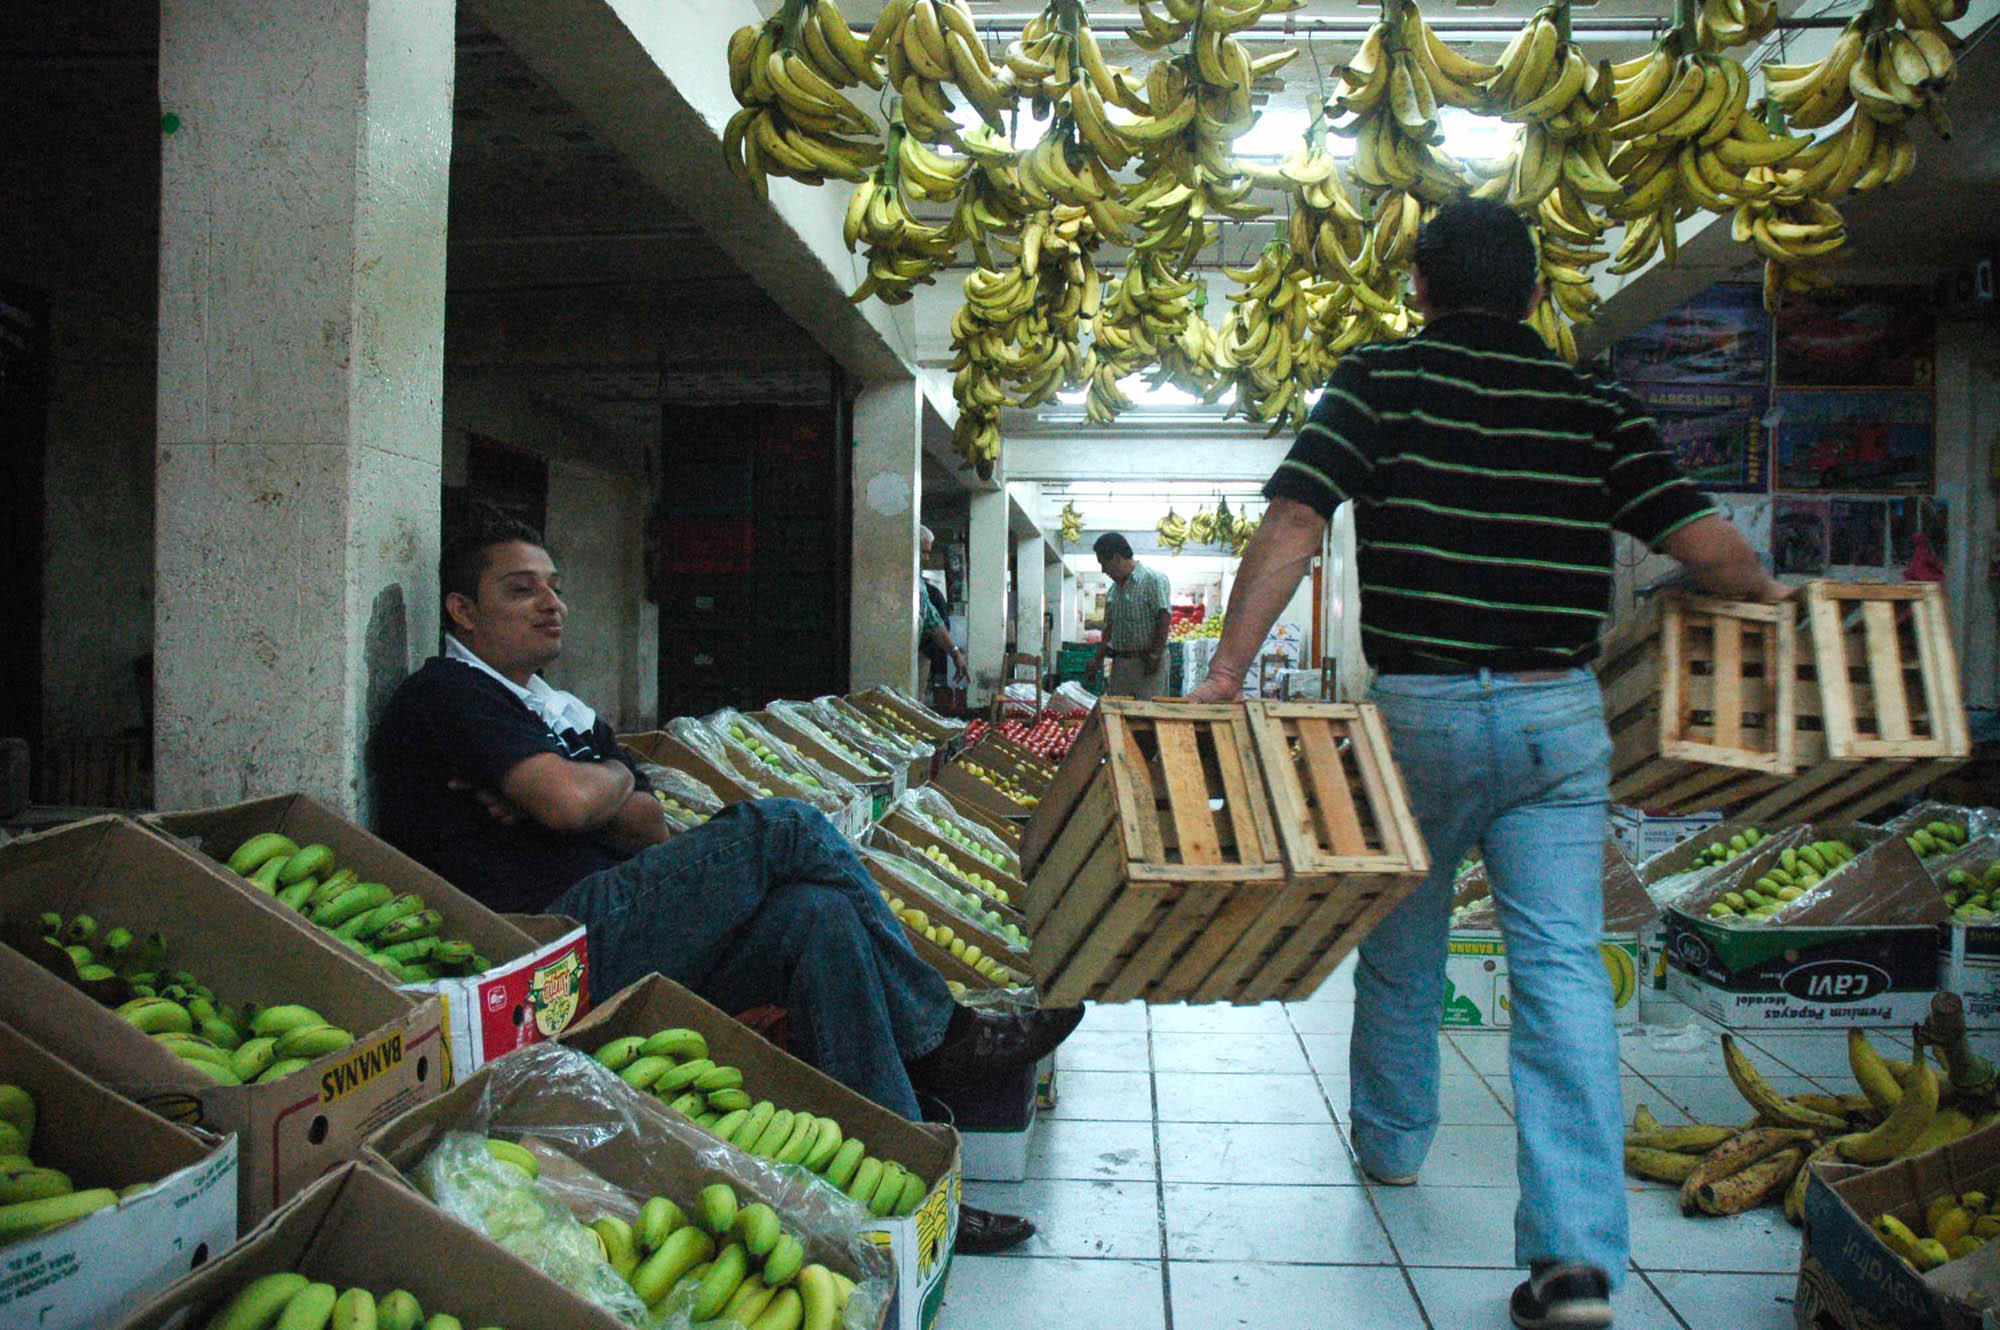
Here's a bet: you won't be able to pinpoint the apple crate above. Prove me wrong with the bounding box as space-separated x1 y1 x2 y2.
1596 592 1799 815
1018 700 1425 1005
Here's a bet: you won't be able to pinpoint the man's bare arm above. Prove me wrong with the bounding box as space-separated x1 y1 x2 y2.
498 752 635 834
1661 514 1793 602
1187 497 1326 700
600 790 674 852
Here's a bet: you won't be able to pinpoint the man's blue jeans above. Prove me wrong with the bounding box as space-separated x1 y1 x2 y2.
547 799 955 1119
1353 669 1628 1283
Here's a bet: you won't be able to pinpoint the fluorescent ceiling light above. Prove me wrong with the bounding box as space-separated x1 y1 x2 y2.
1055 377 1210 408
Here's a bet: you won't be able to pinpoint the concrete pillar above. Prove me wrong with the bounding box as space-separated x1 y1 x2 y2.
966 490 1010 706
155 0 454 814
1015 538 1045 667
1043 557 1064 658
850 380 922 693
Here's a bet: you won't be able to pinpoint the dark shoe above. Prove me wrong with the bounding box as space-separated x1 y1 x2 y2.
955 1205 1035 1255
910 1005 1084 1090
1510 1263 1613 1329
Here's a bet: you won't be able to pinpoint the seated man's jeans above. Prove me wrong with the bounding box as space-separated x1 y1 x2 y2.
1354 668 1628 1284
548 799 955 1119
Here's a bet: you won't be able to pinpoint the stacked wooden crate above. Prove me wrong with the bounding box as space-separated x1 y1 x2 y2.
1017 700 1427 1006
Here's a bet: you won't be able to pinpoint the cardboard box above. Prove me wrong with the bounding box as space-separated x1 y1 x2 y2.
1632 819 1775 991
1610 804 1724 863
618 729 766 804
851 690 965 775
368 1031 905 1330
115 1161 630 1330
1795 1118 2000 1330
0 1019 237 1329
826 698 933 793
929 761 1036 827
756 709 898 823
934 786 1023 852
553 975 957 1330
0 816 445 1222
877 805 1031 910
921 1062 1036 1184
1036 1053 1058 1112
147 793 591 1082
859 843 1031 984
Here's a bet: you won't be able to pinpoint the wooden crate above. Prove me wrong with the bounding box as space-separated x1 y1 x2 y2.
1019 700 1426 1005
1800 581 1969 761
1597 592 1799 813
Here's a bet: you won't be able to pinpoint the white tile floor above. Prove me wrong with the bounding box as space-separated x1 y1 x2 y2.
936 954 1916 1329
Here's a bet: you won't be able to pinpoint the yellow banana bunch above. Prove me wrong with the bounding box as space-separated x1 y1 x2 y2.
844 156 957 306
1731 169 1846 313
1332 5 1473 206
1008 0 1153 208
871 0 1010 143
1476 5 1621 214
724 0 886 197
1188 506 1218 545
944 125 1038 265
1694 0 1776 53
1229 511 1261 556
1216 241 1321 436
1059 502 1084 545
1156 507 1190 554
1087 253 1198 423
1150 294 1230 402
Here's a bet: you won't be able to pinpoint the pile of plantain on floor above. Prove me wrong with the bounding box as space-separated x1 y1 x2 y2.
1625 995 1999 1230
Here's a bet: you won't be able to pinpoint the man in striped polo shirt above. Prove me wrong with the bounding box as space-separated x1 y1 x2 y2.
1087 532 1174 699
1189 199 1788 1329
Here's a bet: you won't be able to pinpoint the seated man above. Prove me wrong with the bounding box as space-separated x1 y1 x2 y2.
368 510 1081 1253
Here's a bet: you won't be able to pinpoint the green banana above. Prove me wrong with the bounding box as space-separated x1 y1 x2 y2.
894 1168 926 1216
227 833 298 875
797 1264 841 1330
119 997 195 1036
421 1318 461 1330
697 1182 739 1236
373 910 442 947
230 1037 279 1083
803 1117 843 1173
726 1280 779 1326
0 1168 74 1204
256 1057 312 1084
592 1036 646 1072
250 1004 328 1039
824 1137 866 1188
277 881 317 912
74 964 117 983
158 1033 233 1068
376 1290 423 1330
639 1027 709 1061
663 1092 706 1119
692 1240 751 1321
710 1108 751 1140
278 844 336 885
750 1109 796 1158
735 1202 781 1258
486 1138 539 1180
630 1225 714 1307
198 1017 244 1050
637 1195 686 1253
203 1272 312 1330
694 1064 744 1094
331 1287 376 1330
311 883 394 930
184 1059 243 1086
273 1281 339 1330
776 1112 819 1165
753 1289 803 1330
0 1085 34 1147
248 859 287 893
618 1056 674 1092
732 1101 776 1150
0 1187 117 1243
379 937 441 966
658 1058 716 1094
704 1088 752 1113
591 1215 640 1278
274 1024 354 1060
353 894 425 942
868 1161 906 1216
844 1156 883 1204
763 1231 806 1285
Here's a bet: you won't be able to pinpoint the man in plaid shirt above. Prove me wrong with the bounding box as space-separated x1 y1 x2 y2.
1087 533 1172 699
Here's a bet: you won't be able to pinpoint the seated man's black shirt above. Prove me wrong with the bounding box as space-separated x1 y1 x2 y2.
369 656 646 914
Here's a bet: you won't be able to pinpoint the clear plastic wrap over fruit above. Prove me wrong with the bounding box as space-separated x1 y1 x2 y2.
633 763 726 833
705 708 862 816
409 1043 892 1330
858 834 1030 958
821 697 935 767
870 684 966 737
664 715 837 815
766 700 894 780
899 787 1020 876
867 816 1020 920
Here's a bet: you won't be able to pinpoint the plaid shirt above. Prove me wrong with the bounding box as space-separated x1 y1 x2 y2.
1104 562 1171 653
919 585 946 637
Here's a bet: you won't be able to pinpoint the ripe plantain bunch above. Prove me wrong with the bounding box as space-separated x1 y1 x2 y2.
941 125 1043 270
1086 252 1203 424
1694 0 1778 52
1331 0 1476 207
1156 507 1190 554
1003 1 1150 245
1253 138 1415 361
1215 240 1321 436
1229 509 1261 556
1149 283 1230 402
1732 162 1846 312
871 0 1012 144
1116 0 1302 269
843 127 958 306
1476 3 1621 215
724 0 885 197
1059 501 1085 545
1625 1024 2000 1229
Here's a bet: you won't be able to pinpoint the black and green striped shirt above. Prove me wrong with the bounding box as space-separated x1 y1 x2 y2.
1266 312 1714 674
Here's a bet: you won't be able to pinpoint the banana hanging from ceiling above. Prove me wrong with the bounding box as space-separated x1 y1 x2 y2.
724 0 886 197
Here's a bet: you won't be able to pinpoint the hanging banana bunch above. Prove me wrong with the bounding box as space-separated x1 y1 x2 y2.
1007 0 1152 246
1217 241 1320 436
944 125 1038 267
724 0 886 197
1188 505 1218 545
871 0 1015 143
1734 167 1846 312
844 121 959 305
1213 495 1236 548
1473 4 1620 214
1087 253 1199 424
1332 0 1473 207
1230 509 1261 556
1149 283 1230 402
1059 502 1085 545
1157 507 1190 555
1694 0 1777 52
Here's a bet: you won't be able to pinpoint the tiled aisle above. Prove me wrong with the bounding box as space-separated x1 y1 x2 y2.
938 956 1912 1329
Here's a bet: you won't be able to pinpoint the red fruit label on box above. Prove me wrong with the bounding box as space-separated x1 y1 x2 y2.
472 932 590 1061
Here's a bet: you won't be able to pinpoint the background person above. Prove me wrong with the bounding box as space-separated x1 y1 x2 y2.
1187 198 1788 1329
1086 532 1172 699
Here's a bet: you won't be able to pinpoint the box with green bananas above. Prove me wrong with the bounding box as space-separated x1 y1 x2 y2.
709 708 871 835
0 1017 236 1330
552 974 955 1330
1444 843 1649 1029
146 793 592 1083
116 1160 635 1330
1916 817 2000 1030
0 815 444 1222
366 1037 901 1330
1795 1115 2000 1330
1662 824 1947 1030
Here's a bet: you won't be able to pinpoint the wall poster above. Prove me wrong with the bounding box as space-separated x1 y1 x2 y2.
1773 285 1936 387
1773 388 1934 493
1612 283 1770 385
1629 382 1769 491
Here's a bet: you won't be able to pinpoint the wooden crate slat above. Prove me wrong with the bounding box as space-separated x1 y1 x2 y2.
1923 585 1971 753
1190 890 1318 1003
1019 710 1106 876
1155 720 1223 867
1023 777 1116 932
1101 711 1167 866
1150 886 1296 1001
1030 828 1128 982
1257 876 1412 1002
1710 616 1744 749
1209 715 1272 868
1806 582 1968 761
1349 707 1413 866
1362 706 1429 873
1297 718 1369 855
1099 885 1232 1004
1043 889 1159 1005
1860 599 1911 743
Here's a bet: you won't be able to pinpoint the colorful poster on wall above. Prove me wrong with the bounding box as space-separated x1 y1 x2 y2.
1889 496 1950 567
1774 285 1935 387
1773 388 1934 492
1827 499 1888 566
1629 382 1768 491
1612 283 1769 385
1774 498 1830 576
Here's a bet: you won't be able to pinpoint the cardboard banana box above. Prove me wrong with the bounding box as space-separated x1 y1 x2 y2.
0 816 445 1223
115 1160 631 1330
554 974 958 1330
147 793 590 1082
753 708 900 823
0 1018 237 1330
366 1029 901 1330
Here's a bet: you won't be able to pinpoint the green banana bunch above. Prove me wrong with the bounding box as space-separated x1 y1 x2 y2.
0 1082 126 1240
1691 827 1767 868
199 1272 498 1330
1705 839 1858 924
1908 819 1968 859
606 1179 856 1326
590 1027 929 1214
222 832 488 981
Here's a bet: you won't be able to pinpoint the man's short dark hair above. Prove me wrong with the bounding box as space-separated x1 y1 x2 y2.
1415 198 1538 319
1093 532 1133 560
441 506 545 612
